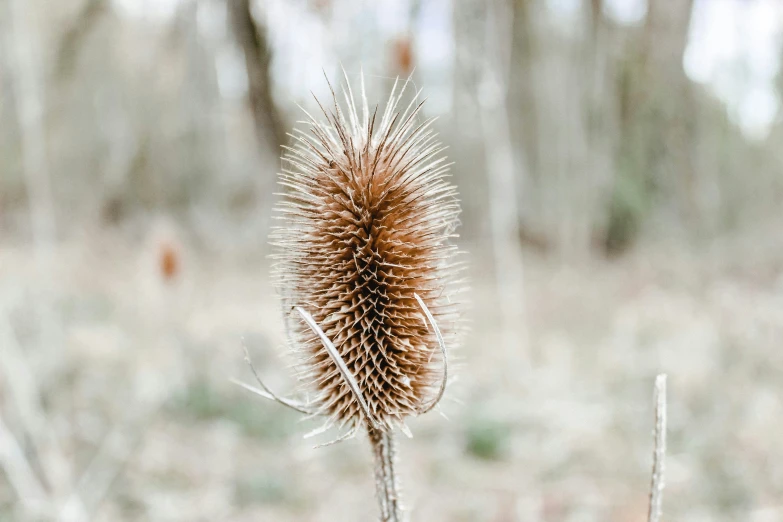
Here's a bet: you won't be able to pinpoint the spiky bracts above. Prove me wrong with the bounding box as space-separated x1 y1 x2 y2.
270 75 462 435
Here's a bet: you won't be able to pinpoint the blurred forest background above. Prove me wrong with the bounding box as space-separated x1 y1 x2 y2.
2 0 783 521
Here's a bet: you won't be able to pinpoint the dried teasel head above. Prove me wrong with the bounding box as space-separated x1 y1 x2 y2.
270 73 463 435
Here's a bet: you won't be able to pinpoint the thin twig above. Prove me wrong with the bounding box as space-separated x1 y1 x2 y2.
648 374 667 522
294 306 381 431
234 340 312 415
57 398 159 521
0 414 49 515
313 423 359 449
0 312 86 519
414 293 448 415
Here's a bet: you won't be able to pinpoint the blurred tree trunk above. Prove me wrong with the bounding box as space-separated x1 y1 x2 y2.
55 0 106 80
8 0 56 246
580 0 618 253
509 0 538 181
180 2 222 206
646 0 698 223
0 0 24 210
560 0 612 256
606 0 696 254
228 0 286 155
478 0 531 370
6 0 86 518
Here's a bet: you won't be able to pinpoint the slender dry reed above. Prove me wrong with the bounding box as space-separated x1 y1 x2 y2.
648 374 667 522
238 72 463 521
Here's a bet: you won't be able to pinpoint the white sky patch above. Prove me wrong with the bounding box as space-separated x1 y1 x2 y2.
549 0 647 26
685 0 783 140
546 0 582 19
215 44 247 100
740 84 780 140
112 0 183 21
266 0 334 103
376 0 412 36
414 0 455 114
603 0 647 25
196 0 227 41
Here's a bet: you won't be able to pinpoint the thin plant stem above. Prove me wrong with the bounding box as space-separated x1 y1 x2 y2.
234 340 313 414
0 414 48 515
368 427 402 522
648 374 667 522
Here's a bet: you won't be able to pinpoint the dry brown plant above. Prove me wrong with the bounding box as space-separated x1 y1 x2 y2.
236 71 464 521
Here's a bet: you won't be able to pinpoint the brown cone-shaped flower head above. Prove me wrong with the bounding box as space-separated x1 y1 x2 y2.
271 74 463 433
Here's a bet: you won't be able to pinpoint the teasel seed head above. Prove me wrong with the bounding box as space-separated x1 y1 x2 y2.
271 73 463 435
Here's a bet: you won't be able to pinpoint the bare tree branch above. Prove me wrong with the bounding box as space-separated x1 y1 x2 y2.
55 0 107 79
228 0 287 152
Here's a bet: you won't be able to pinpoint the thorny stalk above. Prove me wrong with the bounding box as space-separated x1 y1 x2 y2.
368 428 403 522
235 299 450 521
235 296 452 519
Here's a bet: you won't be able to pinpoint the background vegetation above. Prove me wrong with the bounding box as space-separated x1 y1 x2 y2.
1 0 782 520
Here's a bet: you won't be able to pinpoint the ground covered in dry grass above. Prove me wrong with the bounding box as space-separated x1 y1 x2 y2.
1 221 782 521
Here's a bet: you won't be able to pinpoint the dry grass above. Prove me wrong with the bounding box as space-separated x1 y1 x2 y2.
1 222 782 521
